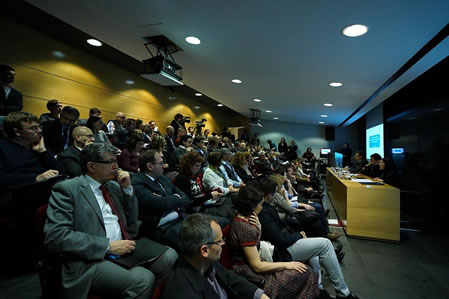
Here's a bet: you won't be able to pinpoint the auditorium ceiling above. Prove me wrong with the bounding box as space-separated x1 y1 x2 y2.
23 0 449 126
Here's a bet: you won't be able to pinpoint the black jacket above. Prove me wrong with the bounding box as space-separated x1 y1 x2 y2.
57 145 81 177
173 173 213 207
0 86 23 116
41 119 75 154
161 257 258 299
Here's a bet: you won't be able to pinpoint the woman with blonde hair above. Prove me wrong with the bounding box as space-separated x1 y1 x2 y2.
232 151 254 183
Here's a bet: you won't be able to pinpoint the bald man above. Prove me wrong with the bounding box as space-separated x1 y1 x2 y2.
107 112 126 134
165 125 176 153
58 126 95 177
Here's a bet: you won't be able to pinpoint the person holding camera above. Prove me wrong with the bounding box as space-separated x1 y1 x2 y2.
170 113 187 136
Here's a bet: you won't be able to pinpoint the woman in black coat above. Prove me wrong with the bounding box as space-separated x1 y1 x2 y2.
374 158 400 188
278 137 288 159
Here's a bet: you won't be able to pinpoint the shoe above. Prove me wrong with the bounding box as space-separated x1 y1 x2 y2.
327 231 341 240
334 244 343 254
324 209 330 216
336 292 359 299
337 250 345 263
320 289 335 299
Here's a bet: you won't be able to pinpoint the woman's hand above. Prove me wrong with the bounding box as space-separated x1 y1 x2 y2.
300 203 315 211
284 262 308 273
300 231 307 239
211 191 222 200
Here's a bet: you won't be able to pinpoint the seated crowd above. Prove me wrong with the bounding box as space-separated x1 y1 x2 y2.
0 92 375 298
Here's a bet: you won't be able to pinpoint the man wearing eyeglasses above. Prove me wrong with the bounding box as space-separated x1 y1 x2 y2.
42 106 80 154
0 112 65 214
45 143 178 299
58 126 95 177
161 213 269 299
132 149 190 250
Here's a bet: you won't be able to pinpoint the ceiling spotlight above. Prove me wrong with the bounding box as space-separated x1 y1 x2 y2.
52 51 65 58
265 110 272 113
319 121 325 124
87 39 102 47
320 115 328 118
273 117 279 120
217 104 223 107
185 36 201 45
253 99 261 102
125 80 135 85
329 82 343 87
232 79 242 84
433 108 443 112
342 24 368 37
323 103 333 107
194 106 200 109
195 93 202 96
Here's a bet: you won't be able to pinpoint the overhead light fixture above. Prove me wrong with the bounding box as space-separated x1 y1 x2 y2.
329 82 343 87
159 70 184 85
217 104 223 107
323 103 333 107
195 93 202 96
185 36 201 45
273 117 279 120
342 24 368 37
265 110 272 113
194 106 200 109
125 80 135 85
319 121 325 124
52 50 65 58
232 79 242 84
253 99 261 102
87 39 102 47
320 115 328 118
433 108 443 112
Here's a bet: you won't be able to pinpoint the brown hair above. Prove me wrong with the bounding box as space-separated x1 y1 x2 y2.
179 151 205 176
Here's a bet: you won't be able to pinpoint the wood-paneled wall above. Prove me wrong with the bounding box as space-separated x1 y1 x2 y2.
1 16 246 132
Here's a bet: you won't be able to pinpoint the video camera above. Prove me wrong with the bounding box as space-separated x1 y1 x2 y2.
195 118 207 135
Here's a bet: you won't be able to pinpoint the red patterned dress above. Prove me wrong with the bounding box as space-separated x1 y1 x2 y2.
229 217 319 299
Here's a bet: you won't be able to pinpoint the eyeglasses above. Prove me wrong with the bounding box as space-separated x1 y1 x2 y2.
23 125 42 132
79 134 95 138
93 159 118 165
206 237 225 246
151 160 165 166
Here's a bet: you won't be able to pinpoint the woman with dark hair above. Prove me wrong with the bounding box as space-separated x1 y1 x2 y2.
374 158 400 188
278 137 288 160
86 115 111 145
287 140 299 161
231 151 254 183
229 186 319 299
202 151 239 195
117 133 144 173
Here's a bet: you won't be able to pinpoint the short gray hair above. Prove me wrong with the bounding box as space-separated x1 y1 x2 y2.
80 143 119 174
178 214 217 257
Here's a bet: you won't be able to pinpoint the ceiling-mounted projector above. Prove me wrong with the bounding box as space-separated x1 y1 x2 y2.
249 109 263 127
141 35 184 86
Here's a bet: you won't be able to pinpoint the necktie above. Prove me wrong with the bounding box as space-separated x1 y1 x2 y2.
99 184 132 240
154 178 168 196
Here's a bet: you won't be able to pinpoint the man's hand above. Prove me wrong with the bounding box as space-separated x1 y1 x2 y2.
260 294 270 299
32 137 46 153
300 204 315 211
36 170 59 182
108 240 136 255
306 187 313 192
300 231 307 239
116 169 131 188
211 191 222 200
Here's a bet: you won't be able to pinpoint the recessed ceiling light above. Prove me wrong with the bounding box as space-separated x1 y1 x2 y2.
217 104 223 107
253 99 261 102
273 117 279 120
232 79 242 84
323 103 333 107
329 82 343 87
320 115 328 118
185 36 201 45
319 121 325 124
265 110 272 113
87 39 102 47
342 24 368 37
195 93 202 96
52 50 65 58
194 106 200 109
125 80 135 85
433 108 443 112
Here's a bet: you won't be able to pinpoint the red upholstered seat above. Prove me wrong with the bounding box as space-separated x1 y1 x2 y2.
219 224 232 270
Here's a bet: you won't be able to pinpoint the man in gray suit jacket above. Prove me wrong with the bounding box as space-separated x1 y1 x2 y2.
44 143 178 299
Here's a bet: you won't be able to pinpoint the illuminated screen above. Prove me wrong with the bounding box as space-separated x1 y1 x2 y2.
321 148 331 155
366 123 384 159
335 152 343 168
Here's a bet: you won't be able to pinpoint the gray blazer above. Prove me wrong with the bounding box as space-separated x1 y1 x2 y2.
44 175 139 299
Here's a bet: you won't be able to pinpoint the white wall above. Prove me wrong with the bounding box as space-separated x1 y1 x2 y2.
249 120 360 157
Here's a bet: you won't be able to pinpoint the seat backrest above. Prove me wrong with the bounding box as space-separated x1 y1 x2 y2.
219 224 232 270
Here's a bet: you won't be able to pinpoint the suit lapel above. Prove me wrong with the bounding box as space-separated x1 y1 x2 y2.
79 177 105 229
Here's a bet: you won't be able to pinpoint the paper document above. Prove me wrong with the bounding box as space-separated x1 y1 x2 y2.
328 219 339 225
351 178 374 183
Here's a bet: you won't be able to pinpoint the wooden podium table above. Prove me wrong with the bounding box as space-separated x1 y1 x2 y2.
326 168 400 242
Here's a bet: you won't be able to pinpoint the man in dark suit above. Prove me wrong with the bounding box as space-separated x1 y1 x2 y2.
170 113 186 136
161 213 266 299
0 112 65 213
58 126 94 177
112 118 136 149
132 149 190 249
348 151 368 174
44 143 178 299
164 125 176 153
0 65 23 116
42 106 80 154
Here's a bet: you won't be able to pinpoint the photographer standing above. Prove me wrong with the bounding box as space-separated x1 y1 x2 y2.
170 113 187 136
